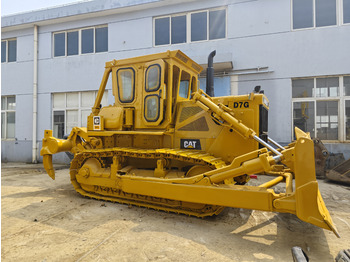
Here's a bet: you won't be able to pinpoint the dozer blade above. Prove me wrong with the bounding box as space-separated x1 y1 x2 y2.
292 134 339 237
326 158 350 185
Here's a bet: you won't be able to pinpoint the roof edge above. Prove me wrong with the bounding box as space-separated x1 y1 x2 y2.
1 0 162 30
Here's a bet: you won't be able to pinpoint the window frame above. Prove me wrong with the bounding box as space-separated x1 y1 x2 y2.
1 96 16 140
291 75 350 142
53 25 108 58
1 38 17 63
153 7 227 47
291 0 342 30
52 91 108 138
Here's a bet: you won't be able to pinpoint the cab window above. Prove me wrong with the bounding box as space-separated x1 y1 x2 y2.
144 95 159 121
179 81 189 98
179 71 191 99
117 68 135 103
191 76 197 93
145 65 161 91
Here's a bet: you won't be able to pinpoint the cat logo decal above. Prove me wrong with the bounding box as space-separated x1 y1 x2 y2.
180 139 201 150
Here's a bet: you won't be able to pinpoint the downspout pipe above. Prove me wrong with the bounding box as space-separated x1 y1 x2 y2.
206 50 216 97
32 25 38 163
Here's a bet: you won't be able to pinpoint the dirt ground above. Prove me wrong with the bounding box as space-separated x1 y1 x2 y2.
1 163 350 262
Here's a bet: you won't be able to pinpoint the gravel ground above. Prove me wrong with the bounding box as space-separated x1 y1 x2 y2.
1 162 350 262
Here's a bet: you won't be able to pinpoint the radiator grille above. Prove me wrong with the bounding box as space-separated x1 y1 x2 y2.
179 106 203 122
178 117 209 131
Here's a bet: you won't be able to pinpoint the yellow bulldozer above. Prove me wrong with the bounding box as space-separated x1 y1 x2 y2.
41 50 339 237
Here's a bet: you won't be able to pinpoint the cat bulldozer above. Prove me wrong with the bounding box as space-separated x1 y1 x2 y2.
41 50 339 236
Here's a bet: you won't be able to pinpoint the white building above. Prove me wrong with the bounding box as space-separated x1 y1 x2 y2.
2 0 350 163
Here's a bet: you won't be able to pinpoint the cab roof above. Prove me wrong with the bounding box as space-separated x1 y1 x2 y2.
105 50 203 75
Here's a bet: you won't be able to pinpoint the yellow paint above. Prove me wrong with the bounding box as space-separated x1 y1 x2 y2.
41 50 338 236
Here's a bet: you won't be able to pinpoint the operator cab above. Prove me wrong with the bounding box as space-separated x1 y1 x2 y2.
89 51 201 132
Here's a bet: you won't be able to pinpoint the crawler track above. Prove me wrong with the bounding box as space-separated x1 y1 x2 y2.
69 147 232 217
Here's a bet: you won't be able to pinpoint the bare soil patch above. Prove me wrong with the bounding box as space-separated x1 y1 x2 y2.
2 163 350 261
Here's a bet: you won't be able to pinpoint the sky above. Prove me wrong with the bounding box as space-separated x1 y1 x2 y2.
1 0 88 16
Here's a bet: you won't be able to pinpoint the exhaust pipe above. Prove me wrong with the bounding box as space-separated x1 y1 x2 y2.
206 50 216 97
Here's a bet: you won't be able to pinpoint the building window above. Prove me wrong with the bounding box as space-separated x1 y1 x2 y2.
1 39 17 63
1 96 16 139
316 0 337 27
155 17 170 46
191 12 207 42
52 91 108 138
67 31 79 56
292 76 350 141
54 33 65 57
345 76 350 139
346 100 350 140
154 8 226 46
345 76 350 95
344 0 350 23
95 27 108 52
171 15 187 44
53 25 108 57
292 0 338 29
82 28 94 54
209 9 226 40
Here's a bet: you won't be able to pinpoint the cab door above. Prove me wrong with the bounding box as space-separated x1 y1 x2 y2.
143 59 166 126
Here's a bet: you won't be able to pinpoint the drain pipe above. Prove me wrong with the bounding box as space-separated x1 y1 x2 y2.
32 25 38 163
